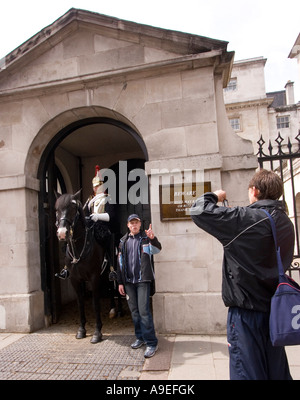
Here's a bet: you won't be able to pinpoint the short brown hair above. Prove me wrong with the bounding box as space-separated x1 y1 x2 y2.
248 169 283 200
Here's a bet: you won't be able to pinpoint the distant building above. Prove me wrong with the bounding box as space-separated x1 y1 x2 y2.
224 57 300 153
223 54 300 265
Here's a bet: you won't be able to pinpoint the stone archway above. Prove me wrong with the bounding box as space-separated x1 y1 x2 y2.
27 106 149 325
25 106 146 179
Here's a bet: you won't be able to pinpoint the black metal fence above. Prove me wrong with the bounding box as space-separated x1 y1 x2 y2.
257 131 300 279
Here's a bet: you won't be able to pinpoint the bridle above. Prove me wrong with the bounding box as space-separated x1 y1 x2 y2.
56 199 91 265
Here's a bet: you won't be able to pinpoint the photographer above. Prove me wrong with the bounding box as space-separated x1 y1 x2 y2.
190 169 295 380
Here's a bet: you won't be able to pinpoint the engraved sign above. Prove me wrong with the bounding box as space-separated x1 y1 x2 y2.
159 182 211 221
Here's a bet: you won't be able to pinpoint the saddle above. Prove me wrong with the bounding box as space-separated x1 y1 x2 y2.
86 218 111 247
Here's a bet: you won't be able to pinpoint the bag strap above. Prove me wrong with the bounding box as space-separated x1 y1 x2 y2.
261 208 285 276
261 209 278 247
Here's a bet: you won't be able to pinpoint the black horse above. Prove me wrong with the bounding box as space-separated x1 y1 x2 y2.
55 191 106 344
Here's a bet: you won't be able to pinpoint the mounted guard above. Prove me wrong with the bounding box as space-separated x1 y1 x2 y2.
55 165 122 320
56 165 113 279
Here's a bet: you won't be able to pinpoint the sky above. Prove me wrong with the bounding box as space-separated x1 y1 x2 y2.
1 0 299 101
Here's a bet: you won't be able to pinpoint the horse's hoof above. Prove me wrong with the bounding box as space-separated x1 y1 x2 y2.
76 328 86 339
109 308 116 319
90 332 102 344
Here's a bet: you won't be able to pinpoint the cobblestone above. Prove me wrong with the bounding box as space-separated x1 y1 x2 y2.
0 298 148 380
0 332 145 380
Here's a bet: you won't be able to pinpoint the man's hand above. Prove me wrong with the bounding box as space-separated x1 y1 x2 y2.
145 224 155 239
214 190 227 203
119 284 125 296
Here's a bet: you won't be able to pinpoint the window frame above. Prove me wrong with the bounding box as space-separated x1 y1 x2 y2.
276 115 290 129
224 78 237 92
229 116 241 132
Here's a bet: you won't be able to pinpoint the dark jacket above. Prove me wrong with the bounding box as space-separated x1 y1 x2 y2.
191 193 295 312
117 231 162 285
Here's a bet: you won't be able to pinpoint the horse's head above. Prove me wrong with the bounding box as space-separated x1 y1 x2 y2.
55 190 82 241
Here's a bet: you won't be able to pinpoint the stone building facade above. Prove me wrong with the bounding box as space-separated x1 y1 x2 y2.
0 9 257 333
223 53 300 262
224 57 300 152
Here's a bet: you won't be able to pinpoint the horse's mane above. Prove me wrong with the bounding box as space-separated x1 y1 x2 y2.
55 193 82 210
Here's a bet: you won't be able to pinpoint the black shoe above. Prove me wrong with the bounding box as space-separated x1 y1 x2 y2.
55 269 69 280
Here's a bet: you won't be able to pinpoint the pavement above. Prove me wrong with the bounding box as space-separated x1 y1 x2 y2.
142 334 300 380
1 330 300 381
0 299 300 381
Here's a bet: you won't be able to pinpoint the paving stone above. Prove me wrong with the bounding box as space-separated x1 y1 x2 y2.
0 332 145 380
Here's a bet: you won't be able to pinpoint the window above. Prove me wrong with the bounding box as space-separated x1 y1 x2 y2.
224 78 237 92
229 117 241 131
276 115 290 129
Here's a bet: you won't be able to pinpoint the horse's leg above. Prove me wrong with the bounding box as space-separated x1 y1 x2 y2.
108 280 117 319
116 288 124 317
90 276 102 344
106 249 117 318
71 279 87 339
109 280 124 318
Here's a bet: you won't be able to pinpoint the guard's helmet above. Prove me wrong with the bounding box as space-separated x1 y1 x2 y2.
92 165 103 187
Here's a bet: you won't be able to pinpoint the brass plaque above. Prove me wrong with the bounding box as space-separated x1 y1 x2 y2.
159 182 211 221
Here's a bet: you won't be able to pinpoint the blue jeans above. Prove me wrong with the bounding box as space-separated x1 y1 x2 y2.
227 307 292 380
124 282 158 347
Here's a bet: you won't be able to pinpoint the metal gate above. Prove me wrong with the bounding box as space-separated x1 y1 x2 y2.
257 131 300 279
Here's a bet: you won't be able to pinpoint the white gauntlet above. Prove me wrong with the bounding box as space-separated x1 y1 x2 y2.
91 212 110 222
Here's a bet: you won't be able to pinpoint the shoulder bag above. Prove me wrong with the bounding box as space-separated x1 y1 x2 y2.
261 208 300 346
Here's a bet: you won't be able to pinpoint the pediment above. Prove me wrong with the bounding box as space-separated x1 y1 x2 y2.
0 8 231 92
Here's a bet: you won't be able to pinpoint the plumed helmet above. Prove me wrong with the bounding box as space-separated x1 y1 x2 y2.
92 165 103 187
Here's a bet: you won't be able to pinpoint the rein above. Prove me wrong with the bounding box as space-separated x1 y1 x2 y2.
67 224 90 265
57 201 92 265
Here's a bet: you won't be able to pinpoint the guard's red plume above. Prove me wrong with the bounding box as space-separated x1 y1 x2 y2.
95 165 100 176
92 165 102 187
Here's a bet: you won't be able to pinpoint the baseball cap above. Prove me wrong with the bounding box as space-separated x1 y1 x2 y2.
127 214 141 222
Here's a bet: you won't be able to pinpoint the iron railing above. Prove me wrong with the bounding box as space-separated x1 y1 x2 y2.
257 131 300 280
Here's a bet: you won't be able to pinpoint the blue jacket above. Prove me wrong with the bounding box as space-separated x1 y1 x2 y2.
117 231 162 284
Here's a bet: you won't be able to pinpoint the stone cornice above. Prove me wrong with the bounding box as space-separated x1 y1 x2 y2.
0 50 224 102
225 97 273 111
233 57 267 68
272 104 300 112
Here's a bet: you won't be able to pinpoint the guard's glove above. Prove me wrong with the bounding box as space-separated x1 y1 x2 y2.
91 212 110 222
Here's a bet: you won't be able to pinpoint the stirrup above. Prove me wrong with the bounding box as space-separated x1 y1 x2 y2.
55 269 69 280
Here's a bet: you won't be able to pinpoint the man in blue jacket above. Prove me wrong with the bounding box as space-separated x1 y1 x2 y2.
191 169 294 380
117 214 162 358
